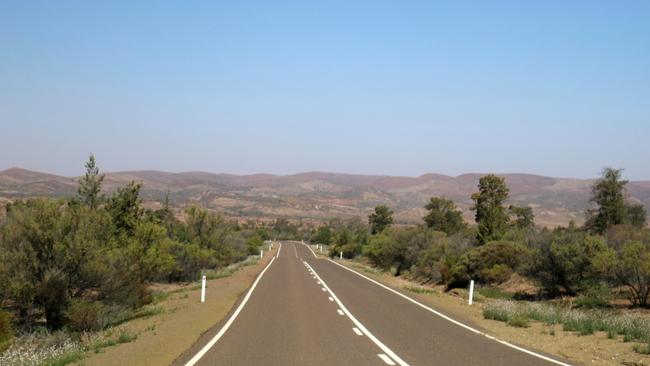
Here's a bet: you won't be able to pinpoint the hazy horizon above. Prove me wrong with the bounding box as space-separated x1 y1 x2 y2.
5 163 650 182
2 2 649 179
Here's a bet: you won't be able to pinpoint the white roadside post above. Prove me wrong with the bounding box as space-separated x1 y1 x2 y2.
339 251 343 260
260 249 264 259
468 279 475 305
201 275 206 303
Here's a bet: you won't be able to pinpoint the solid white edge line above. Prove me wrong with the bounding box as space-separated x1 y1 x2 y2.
353 327 363 336
327 258 573 366
293 240 317 258
305 262 408 366
276 243 282 258
378 353 397 365
184 257 277 366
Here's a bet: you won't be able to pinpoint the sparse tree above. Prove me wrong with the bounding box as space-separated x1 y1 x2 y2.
596 241 650 306
313 226 332 245
471 174 510 245
423 197 466 235
107 181 143 235
627 203 647 229
77 154 105 209
369 205 394 234
509 205 535 229
586 168 629 234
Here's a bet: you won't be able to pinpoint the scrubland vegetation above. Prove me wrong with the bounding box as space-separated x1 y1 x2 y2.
0 155 302 365
309 168 650 354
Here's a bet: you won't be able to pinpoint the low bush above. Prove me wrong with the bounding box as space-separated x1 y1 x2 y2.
483 300 650 351
573 284 611 308
65 299 106 332
448 241 529 288
478 287 515 300
0 309 13 353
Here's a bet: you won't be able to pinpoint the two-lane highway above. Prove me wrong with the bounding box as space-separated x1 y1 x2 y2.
177 242 400 366
175 241 572 366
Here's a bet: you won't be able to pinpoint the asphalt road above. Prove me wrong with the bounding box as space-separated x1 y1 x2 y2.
175 242 573 366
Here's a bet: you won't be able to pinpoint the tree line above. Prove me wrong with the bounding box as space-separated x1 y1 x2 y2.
311 169 650 307
0 155 300 335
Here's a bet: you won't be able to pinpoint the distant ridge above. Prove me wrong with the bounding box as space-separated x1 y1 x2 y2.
1 167 649 227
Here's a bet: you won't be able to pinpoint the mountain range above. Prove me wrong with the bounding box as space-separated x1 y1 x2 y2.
1 167 649 227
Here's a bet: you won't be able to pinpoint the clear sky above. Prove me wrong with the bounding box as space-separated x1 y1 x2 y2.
1 1 649 179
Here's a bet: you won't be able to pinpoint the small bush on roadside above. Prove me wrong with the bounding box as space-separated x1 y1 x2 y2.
65 299 106 332
633 341 650 355
573 284 611 308
483 300 650 348
403 286 436 295
478 287 515 300
0 309 13 353
507 316 529 328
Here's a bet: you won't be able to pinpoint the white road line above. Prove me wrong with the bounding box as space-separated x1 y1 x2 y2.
337 309 344 316
305 262 407 366
301 242 317 258
327 259 572 366
353 327 363 336
328 297 334 302
321 287 327 292
276 243 282 258
378 354 397 365
184 257 277 366
317 281 321 284
293 244 298 258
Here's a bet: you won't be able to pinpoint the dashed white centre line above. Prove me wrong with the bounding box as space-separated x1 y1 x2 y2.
337 309 344 316
378 354 397 365
353 327 363 336
328 297 334 302
304 261 407 366
276 243 282 258
321 288 327 292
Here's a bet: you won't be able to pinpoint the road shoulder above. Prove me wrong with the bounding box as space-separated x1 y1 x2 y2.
77 249 277 366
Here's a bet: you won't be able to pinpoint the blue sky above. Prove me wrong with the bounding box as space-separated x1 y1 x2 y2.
1 1 649 179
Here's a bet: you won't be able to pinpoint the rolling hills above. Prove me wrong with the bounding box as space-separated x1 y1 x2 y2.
1 167 649 227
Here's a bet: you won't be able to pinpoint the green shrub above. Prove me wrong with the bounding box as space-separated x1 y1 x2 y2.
479 264 512 284
65 299 106 332
0 309 13 353
43 350 85 366
574 284 611 308
507 316 529 328
634 341 650 355
448 241 528 288
403 286 436 295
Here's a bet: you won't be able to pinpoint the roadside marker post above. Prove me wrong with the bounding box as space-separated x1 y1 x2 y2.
468 280 475 305
260 249 264 259
340 251 343 260
201 275 206 303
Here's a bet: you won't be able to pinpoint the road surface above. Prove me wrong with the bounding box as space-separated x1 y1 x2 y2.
174 242 572 366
